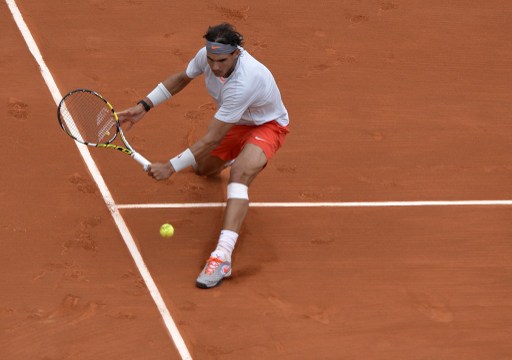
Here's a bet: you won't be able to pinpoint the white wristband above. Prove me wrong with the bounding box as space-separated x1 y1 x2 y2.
146 82 172 107
170 148 196 172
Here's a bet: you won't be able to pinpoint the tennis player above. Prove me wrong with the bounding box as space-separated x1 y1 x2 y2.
118 23 289 289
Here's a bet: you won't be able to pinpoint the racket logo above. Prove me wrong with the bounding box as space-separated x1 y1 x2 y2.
97 107 111 125
98 143 132 154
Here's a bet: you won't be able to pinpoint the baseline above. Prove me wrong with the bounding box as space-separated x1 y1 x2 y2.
117 200 512 209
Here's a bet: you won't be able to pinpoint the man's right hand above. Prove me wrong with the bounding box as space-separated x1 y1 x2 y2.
117 103 147 130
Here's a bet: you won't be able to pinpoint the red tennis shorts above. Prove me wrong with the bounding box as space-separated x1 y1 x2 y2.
211 121 289 161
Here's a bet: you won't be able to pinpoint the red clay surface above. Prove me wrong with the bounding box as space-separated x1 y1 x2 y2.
2 1 512 359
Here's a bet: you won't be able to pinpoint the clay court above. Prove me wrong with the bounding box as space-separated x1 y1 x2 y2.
2 0 512 359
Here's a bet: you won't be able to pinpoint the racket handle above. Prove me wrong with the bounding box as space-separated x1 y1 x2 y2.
131 152 151 172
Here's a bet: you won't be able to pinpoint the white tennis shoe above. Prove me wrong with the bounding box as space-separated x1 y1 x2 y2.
196 257 232 289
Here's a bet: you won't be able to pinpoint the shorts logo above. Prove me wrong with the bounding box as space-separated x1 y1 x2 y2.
254 136 268 143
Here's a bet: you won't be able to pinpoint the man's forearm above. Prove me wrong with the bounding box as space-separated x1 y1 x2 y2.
162 71 192 96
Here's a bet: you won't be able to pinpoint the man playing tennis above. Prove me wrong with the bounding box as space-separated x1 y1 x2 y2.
118 23 289 289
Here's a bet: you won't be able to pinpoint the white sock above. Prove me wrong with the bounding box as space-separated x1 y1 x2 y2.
211 230 238 261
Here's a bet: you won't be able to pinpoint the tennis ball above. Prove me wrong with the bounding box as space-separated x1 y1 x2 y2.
160 223 174 238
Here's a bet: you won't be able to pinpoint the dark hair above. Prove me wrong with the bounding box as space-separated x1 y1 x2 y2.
203 23 244 47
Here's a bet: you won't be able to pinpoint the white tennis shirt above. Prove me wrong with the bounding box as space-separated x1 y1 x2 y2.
186 47 289 127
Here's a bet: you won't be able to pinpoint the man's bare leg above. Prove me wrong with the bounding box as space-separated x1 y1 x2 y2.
196 144 267 288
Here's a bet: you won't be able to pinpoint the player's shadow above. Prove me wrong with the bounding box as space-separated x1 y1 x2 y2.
233 264 263 279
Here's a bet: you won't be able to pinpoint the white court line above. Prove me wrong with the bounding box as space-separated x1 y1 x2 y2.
5 2 192 359
117 200 512 209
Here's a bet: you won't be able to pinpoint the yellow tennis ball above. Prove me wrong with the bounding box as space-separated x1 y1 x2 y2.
159 223 174 238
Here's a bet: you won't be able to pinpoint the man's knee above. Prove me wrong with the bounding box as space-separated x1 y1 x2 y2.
229 161 263 184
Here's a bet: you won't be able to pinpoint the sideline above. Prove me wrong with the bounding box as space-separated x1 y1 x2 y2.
5 1 193 359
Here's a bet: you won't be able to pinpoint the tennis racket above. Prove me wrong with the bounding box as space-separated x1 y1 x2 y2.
57 89 151 171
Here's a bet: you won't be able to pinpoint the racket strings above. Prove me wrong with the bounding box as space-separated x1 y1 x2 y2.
59 91 117 144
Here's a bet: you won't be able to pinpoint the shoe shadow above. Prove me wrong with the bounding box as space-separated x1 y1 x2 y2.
232 264 262 280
